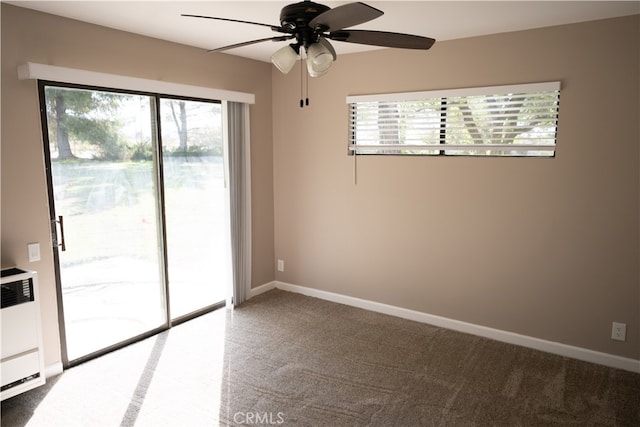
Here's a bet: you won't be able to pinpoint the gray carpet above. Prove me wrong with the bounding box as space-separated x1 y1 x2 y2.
2 289 639 426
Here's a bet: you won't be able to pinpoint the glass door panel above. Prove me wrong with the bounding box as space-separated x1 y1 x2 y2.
44 86 167 362
160 99 229 319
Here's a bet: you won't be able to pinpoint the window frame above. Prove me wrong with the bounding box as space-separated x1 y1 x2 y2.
347 81 561 157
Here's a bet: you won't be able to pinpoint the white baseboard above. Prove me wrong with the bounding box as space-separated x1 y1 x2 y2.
45 362 63 379
249 280 640 374
248 281 277 299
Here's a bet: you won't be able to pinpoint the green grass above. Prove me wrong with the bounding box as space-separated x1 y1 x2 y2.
52 157 226 266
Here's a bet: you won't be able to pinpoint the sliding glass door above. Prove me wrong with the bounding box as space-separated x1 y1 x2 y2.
41 84 229 365
43 86 166 362
160 99 229 319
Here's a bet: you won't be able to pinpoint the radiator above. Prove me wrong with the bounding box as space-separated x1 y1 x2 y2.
1 268 46 400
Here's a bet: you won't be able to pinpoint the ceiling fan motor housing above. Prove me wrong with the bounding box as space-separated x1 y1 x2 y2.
280 1 330 47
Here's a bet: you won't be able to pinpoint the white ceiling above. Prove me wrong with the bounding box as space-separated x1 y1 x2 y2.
7 1 640 62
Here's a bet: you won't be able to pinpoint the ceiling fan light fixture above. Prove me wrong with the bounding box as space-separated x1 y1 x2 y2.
306 42 333 77
271 44 299 74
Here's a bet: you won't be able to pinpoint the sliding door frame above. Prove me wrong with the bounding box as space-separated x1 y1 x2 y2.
38 80 227 368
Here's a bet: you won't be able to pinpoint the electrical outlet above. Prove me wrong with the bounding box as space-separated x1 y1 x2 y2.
277 259 284 272
611 322 626 342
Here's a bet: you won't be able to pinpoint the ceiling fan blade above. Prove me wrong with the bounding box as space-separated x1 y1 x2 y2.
207 36 295 53
182 14 284 33
328 30 435 50
309 2 383 32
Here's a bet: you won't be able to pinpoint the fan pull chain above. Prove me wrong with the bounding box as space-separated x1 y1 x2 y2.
300 56 304 108
306 69 310 107
299 50 310 108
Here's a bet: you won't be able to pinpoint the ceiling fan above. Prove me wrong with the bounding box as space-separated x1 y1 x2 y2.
183 1 436 78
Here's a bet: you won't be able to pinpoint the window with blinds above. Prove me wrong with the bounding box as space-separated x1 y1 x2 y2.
347 82 560 157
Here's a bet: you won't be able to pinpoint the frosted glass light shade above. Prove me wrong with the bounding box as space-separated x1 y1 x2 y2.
271 45 298 74
306 42 334 77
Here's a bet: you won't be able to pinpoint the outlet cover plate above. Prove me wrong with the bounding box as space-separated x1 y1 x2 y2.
611 322 626 342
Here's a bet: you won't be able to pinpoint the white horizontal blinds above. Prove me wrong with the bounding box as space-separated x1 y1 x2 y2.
444 89 559 150
348 82 560 156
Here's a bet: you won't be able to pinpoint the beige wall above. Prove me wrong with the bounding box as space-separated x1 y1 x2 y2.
1 4 275 367
273 15 640 359
2 2 638 368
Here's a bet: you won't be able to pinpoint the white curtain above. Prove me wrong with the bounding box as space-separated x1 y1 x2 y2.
225 101 252 307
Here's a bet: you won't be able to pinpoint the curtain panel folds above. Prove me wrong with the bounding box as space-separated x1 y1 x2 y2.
225 101 252 306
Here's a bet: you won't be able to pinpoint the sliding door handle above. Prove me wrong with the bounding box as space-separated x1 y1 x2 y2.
52 215 66 252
